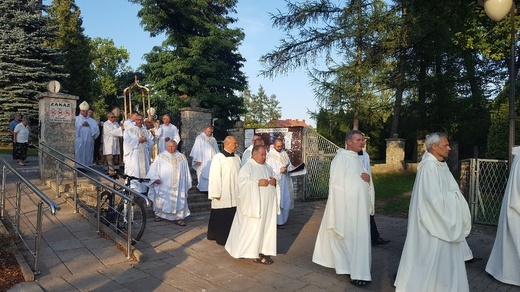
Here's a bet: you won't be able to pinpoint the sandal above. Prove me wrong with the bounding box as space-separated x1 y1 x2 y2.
154 216 161 222
173 220 186 226
253 255 274 265
350 279 370 286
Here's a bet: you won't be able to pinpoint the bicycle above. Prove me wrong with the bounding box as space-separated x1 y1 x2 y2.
99 173 150 244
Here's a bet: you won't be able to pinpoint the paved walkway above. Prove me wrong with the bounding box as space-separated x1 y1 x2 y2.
2 156 520 291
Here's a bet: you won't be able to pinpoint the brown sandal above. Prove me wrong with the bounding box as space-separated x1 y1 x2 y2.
154 216 161 222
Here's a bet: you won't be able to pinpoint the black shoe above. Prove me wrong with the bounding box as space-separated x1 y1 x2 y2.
277 224 285 229
351 279 370 286
372 237 390 246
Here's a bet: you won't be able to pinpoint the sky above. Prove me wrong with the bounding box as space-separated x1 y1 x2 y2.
52 0 320 127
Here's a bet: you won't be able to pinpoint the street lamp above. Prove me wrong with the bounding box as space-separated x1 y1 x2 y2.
479 0 516 169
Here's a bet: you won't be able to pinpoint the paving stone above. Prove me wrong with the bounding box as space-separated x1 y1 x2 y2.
47 238 84 252
90 246 131 266
99 264 150 284
122 276 181 292
34 276 75 291
65 272 123 291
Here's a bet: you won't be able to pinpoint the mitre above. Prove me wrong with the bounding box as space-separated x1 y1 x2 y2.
147 107 156 116
79 101 89 111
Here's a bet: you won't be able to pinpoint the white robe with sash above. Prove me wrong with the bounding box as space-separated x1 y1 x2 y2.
75 115 100 166
123 126 154 193
266 147 294 225
312 148 374 281
394 151 472 292
225 158 280 258
155 123 181 153
146 150 192 221
102 120 123 155
189 132 219 191
485 146 520 286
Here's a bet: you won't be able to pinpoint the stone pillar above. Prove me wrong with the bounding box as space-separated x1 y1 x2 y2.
417 139 426 162
180 106 212 160
227 121 245 154
385 138 406 171
37 92 78 179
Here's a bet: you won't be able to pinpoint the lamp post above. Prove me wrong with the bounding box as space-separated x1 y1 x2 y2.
480 0 516 169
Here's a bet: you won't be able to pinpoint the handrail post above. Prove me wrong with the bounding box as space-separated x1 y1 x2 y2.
126 200 132 259
1 165 6 219
96 186 101 233
34 202 43 275
15 181 22 234
55 160 60 198
73 170 78 213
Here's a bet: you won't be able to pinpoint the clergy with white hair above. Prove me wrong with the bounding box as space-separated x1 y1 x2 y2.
266 138 294 228
155 114 181 153
146 140 192 226
75 101 100 169
485 146 520 286
189 125 219 192
394 132 472 292
312 130 374 287
225 145 280 265
123 114 154 193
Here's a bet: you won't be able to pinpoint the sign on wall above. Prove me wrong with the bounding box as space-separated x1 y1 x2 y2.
49 102 72 123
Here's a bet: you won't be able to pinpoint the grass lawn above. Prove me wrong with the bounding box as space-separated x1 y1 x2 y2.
0 146 38 156
373 172 416 216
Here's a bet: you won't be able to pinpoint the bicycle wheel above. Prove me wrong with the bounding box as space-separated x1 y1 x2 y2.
99 191 116 226
115 197 147 244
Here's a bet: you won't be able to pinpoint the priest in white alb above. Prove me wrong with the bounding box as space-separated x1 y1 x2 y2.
394 132 472 292
312 130 374 287
225 145 280 265
485 146 520 286
103 111 123 176
266 138 294 228
75 101 100 170
146 141 192 226
123 114 154 193
155 114 181 153
241 134 262 165
207 136 241 245
189 125 219 192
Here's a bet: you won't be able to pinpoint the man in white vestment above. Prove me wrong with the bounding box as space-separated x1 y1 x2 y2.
485 146 520 286
123 114 154 193
103 112 123 176
312 130 375 287
241 134 262 165
358 136 390 246
189 125 219 192
146 141 192 225
207 136 241 245
75 101 100 170
155 114 181 153
225 145 280 265
266 138 294 228
394 132 472 292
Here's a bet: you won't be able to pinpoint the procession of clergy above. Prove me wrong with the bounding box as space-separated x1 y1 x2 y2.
75 101 520 290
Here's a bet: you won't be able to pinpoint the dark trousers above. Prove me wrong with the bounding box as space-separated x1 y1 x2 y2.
370 215 379 241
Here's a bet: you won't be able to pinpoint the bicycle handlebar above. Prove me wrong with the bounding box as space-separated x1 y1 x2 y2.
119 173 151 183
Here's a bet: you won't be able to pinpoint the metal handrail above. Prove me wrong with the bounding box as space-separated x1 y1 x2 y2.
38 142 151 258
39 142 151 207
0 156 61 275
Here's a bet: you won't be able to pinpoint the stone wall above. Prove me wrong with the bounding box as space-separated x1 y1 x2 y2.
227 121 245 155
180 106 212 160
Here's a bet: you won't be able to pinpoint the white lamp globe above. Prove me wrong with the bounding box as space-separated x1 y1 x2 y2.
484 0 513 21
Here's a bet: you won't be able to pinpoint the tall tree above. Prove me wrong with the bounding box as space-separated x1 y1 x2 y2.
89 37 131 118
129 0 247 136
242 85 282 128
0 0 62 144
47 0 94 102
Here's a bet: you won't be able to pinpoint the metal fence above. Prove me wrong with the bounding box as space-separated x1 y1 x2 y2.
301 128 340 200
460 158 509 225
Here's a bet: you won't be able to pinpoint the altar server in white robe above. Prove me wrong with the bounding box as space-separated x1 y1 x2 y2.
241 134 262 165
155 114 181 153
225 145 280 265
266 138 294 227
123 114 154 193
485 146 520 286
146 141 192 225
189 125 219 191
312 130 375 287
207 136 241 245
103 112 123 176
75 101 100 169
394 132 472 292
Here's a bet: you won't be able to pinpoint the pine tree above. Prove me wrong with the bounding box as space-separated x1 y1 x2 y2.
242 85 282 128
0 0 62 144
